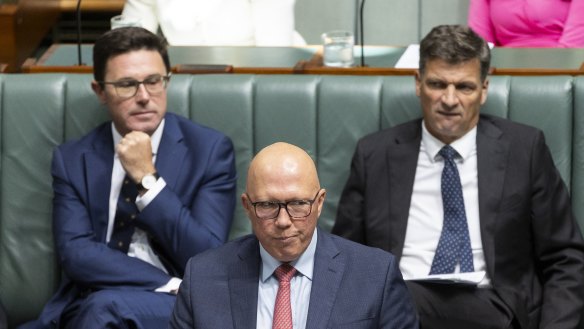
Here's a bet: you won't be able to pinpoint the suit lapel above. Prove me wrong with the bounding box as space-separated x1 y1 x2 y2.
386 121 422 259
476 116 509 279
306 229 344 329
155 114 187 190
229 237 260 329
84 126 115 242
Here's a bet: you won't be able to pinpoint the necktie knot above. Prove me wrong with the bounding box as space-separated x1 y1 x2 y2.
439 145 458 161
274 263 297 283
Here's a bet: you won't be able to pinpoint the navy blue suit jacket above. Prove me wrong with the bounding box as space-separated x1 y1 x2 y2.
27 112 237 328
170 228 419 329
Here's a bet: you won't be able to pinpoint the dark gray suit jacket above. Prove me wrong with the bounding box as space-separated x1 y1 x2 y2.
170 228 419 329
333 114 584 329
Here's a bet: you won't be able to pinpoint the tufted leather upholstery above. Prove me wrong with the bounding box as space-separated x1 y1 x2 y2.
0 73 582 327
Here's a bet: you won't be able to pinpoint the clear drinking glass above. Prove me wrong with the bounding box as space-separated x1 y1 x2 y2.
321 30 354 68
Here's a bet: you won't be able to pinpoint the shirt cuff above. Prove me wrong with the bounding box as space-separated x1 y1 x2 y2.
135 177 166 211
155 277 182 294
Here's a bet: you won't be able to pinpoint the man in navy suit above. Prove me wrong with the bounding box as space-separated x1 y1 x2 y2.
20 27 237 328
170 142 419 329
333 25 584 329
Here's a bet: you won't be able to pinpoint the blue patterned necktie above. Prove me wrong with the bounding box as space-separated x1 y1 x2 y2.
108 176 138 253
429 145 474 275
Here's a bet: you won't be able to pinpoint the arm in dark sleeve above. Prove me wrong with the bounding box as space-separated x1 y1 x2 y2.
138 134 237 272
379 253 419 329
530 131 584 328
52 147 171 291
169 258 195 328
332 141 367 243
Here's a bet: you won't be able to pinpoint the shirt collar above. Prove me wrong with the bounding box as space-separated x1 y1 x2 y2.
111 119 165 157
421 120 477 163
259 228 318 282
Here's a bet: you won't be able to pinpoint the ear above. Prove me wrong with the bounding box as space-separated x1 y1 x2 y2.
315 189 326 218
241 193 253 217
91 80 107 104
415 70 422 97
480 78 489 105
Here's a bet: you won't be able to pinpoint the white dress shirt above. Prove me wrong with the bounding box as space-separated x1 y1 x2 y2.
107 120 182 291
257 229 317 329
400 122 491 286
122 0 306 46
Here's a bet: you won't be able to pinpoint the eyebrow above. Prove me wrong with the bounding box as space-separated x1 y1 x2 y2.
426 78 478 88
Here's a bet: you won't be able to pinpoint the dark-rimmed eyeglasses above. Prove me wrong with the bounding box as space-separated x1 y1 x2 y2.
98 74 171 98
245 190 322 220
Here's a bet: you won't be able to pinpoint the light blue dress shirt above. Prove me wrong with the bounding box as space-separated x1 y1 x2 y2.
256 229 317 329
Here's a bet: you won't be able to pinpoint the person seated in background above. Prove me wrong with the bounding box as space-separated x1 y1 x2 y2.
333 24 584 329
122 0 306 46
468 0 584 47
170 142 419 329
19 27 237 329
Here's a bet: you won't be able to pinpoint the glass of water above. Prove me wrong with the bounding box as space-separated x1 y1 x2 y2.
321 31 354 68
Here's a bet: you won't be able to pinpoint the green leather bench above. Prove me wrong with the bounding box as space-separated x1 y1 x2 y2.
1 73 583 327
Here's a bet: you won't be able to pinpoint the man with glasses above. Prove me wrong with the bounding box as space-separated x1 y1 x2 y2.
169 142 418 329
20 27 237 329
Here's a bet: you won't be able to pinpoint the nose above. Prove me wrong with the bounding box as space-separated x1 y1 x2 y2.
134 83 150 102
441 84 459 108
273 206 292 229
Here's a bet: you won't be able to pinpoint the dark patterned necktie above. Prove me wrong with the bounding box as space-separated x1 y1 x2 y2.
108 176 138 253
429 145 474 274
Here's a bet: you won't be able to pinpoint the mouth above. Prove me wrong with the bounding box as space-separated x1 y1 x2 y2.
437 110 460 118
276 235 297 243
130 110 156 118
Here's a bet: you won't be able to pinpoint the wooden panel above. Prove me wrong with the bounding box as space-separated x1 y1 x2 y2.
0 0 60 72
0 4 18 70
59 0 124 12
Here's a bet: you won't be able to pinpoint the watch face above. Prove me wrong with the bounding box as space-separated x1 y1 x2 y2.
142 174 157 190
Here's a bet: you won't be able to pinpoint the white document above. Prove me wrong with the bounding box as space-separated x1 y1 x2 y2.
395 44 420 69
407 271 486 286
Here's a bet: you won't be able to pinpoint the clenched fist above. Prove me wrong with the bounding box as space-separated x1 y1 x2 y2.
116 131 157 184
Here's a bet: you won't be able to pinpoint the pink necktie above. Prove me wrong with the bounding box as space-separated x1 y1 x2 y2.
272 263 297 329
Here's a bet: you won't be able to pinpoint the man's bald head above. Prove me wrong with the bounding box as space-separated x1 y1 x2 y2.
246 142 320 196
242 142 325 262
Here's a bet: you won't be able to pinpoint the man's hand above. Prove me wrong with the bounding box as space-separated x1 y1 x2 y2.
116 131 157 183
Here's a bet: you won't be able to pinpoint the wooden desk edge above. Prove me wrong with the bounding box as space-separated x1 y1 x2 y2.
21 64 93 73
491 67 584 76
21 66 300 75
59 0 124 12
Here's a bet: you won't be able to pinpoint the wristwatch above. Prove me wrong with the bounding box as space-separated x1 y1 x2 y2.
136 172 159 192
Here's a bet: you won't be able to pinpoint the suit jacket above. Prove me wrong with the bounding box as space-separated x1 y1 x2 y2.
26 112 237 328
332 114 584 329
169 228 419 329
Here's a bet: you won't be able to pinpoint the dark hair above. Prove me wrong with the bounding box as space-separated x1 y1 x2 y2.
419 25 490 82
93 27 171 83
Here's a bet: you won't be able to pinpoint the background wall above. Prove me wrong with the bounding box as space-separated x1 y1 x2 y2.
295 0 470 45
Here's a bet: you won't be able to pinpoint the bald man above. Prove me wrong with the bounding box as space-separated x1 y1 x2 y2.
170 142 419 329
